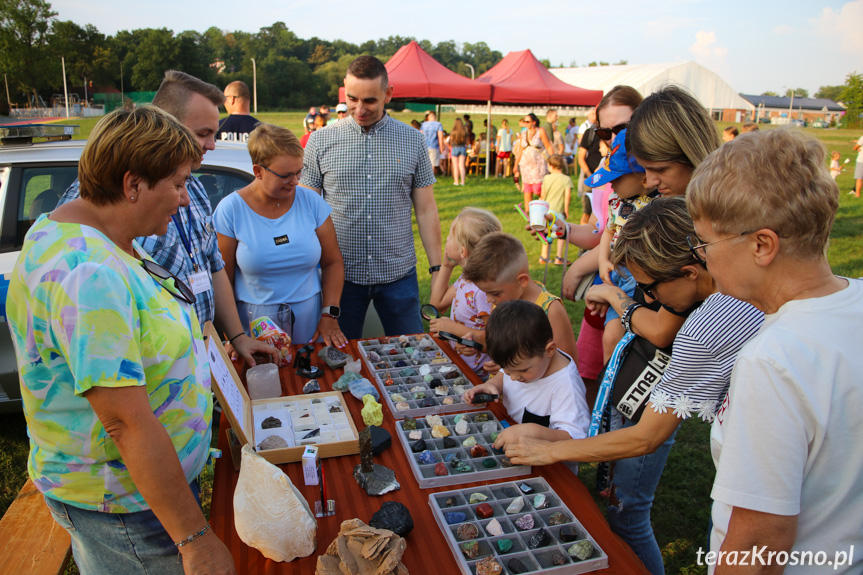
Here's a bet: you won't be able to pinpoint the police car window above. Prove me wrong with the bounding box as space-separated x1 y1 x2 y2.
16 166 78 245
193 168 252 210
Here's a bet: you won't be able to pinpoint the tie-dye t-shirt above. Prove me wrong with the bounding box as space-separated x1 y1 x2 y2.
6 214 212 513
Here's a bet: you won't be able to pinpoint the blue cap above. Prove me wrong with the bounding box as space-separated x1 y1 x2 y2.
586 129 645 188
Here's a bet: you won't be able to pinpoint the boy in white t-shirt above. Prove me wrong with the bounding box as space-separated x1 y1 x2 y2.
464 300 589 453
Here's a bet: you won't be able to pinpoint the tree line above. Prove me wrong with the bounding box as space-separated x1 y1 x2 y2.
0 0 505 111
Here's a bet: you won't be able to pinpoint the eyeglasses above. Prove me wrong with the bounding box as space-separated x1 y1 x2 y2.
260 165 302 182
636 279 664 300
595 122 628 142
686 232 753 267
140 259 196 305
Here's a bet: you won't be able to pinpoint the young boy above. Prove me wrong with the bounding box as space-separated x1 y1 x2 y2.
462 232 578 364
539 155 573 265
464 300 589 471
586 129 658 362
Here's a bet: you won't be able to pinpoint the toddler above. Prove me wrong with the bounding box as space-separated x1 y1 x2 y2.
429 207 502 375
830 151 843 181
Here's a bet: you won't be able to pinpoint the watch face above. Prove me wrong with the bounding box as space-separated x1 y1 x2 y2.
325 306 341 318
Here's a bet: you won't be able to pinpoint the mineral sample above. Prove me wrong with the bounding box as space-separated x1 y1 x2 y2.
444 453 458 462
456 523 479 541
425 414 443 428
442 436 458 448
410 438 427 453
434 386 448 396
410 385 424 392
482 458 497 469
507 558 529 574
548 512 569 526
469 492 488 503
361 395 383 426
368 351 381 362
412 391 426 400
473 413 490 423
500 457 513 468
460 540 480 559
408 430 422 440
496 538 513 553
315 518 407 575
328 405 342 413
257 435 288 450
317 346 350 369
471 445 489 458
519 483 534 494
388 349 398 356
398 368 416 377
552 552 568 565
402 416 417 430
431 424 451 438
452 385 467 395
514 514 534 531
445 512 466 524
332 370 361 391
368 501 413 536
567 540 594 561
395 402 410 411
444 370 460 380
462 436 477 448
369 425 391 456
527 527 550 549
454 418 469 435
417 450 436 465
349 379 379 401
442 397 455 405
419 364 431 376
506 497 525 514
391 393 407 402
353 460 400 496
475 556 503 575
434 462 448 476
533 494 548 509
559 525 581 542
450 457 472 473
481 421 497 435
475 503 494 519
486 517 503 536
418 398 435 408
261 416 282 429
443 497 457 508
394 360 407 367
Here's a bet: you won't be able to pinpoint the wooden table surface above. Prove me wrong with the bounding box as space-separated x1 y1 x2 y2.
209 337 648 575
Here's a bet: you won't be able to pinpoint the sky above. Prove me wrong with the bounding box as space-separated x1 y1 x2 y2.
50 0 863 97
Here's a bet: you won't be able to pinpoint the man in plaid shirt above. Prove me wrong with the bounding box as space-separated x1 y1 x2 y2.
57 71 277 365
302 56 442 339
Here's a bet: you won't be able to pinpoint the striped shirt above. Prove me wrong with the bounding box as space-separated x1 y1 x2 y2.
649 293 764 422
58 176 224 327
300 113 436 285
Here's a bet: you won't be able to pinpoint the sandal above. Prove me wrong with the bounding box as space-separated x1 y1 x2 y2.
553 258 573 266
538 257 550 264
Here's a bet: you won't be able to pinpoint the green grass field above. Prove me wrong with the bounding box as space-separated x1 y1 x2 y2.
2 111 861 574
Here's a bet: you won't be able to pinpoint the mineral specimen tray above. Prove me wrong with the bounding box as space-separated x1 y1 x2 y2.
357 334 484 420
395 411 531 489
430 477 609 575
205 322 359 465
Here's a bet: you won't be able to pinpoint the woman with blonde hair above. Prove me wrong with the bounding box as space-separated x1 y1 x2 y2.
449 118 469 185
214 123 346 347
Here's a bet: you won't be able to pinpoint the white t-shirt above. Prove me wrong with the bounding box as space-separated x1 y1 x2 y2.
709 278 863 574
856 135 863 164
502 351 589 441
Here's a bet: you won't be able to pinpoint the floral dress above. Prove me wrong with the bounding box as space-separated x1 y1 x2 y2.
518 129 549 185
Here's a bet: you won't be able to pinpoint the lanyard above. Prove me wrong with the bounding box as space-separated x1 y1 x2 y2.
588 330 635 437
171 208 199 272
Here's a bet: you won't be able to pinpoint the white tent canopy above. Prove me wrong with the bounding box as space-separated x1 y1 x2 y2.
549 61 752 112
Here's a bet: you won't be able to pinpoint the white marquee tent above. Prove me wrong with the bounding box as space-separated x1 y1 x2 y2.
549 61 752 113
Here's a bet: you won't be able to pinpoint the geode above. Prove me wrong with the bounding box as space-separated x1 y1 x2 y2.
257 435 288 450
456 523 479 541
261 416 282 429
317 346 350 369
368 501 413 536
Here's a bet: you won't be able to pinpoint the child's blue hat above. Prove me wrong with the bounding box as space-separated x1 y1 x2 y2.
586 128 645 188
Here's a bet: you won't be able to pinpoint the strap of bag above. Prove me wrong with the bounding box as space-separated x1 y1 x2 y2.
588 330 635 437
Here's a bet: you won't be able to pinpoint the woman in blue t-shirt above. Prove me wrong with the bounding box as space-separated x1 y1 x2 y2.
214 123 346 347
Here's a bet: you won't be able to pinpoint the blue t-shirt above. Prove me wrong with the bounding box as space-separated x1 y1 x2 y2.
213 187 331 305
421 120 443 149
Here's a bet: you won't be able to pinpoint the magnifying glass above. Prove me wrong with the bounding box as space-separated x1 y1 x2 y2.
421 304 440 321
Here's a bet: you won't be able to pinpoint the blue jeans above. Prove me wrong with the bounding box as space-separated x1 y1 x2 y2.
607 419 679 575
339 269 423 339
43 480 201 575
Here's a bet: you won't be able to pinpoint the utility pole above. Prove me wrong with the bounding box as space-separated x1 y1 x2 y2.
62 57 70 118
251 58 257 114
4 74 10 113
120 63 124 103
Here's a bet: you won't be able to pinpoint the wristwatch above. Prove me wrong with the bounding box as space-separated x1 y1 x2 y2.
428 265 441 274
322 305 341 319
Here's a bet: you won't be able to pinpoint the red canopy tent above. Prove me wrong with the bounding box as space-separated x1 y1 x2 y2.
477 49 603 106
338 40 491 103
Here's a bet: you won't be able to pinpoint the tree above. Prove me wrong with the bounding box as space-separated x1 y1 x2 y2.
840 72 862 129
49 20 114 96
814 85 844 101
784 87 808 98
761 90 779 97
0 0 57 103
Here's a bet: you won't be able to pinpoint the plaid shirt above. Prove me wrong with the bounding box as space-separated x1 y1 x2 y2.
58 176 224 327
301 113 436 285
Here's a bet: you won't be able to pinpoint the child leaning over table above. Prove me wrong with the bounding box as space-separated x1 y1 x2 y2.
463 300 589 474
539 154 573 266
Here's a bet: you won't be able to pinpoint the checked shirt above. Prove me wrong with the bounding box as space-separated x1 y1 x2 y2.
58 176 224 327
301 113 436 285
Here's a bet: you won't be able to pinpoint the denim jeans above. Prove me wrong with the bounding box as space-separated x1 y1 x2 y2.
43 480 201 575
607 419 679 575
339 269 423 339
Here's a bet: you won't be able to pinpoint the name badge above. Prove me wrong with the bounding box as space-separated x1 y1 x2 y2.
274 234 289 245
189 271 212 295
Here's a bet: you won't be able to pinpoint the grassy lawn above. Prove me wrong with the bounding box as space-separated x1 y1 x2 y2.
2 111 861 574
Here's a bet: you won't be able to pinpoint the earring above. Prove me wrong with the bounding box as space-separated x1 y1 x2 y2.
130 196 135 200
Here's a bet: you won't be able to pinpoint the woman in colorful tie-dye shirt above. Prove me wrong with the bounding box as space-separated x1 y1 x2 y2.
6 107 236 575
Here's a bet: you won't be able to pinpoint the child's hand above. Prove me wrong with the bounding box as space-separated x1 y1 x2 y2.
455 333 479 357
429 317 458 334
482 359 501 376
584 285 611 317
463 383 498 405
599 260 615 285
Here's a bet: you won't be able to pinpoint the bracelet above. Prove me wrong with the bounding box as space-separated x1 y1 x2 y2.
428 265 441 274
174 523 211 548
620 303 643 334
228 332 244 343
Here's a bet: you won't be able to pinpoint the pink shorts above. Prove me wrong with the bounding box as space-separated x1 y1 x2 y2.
524 183 542 195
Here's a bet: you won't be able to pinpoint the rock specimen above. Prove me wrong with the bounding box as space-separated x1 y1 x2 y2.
261 416 282 429
505 498 525 515
449 457 472 473
552 552 568 565
559 525 581 542
481 422 497 435
454 418 469 435
548 512 569 526
482 458 497 469
234 445 316 562
434 386 448 396
353 427 400 496
395 402 410 411
257 435 288 451
368 501 413 536
514 514 534 531
434 462 448 476
317 346 350 369
394 360 407 367
412 391 426 400
486 518 503 536
462 436 477 448
533 494 548 509
332 370 361 391
431 424 450 438
443 497 457 508
452 385 467 396
329 404 342 413
469 492 488 504
398 368 416 378
425 414 443 428
442 436 458 448
369 425 391 456
445 511 466 524
368 351 381 362
408 430 422 440
496 538 513 553
475 503 494 519
456 523 479 541
391 393 407 402
460 541 480 559
567 540 594 561
315 518 407 575
344 357 362 374
361 394 383 426
410 438 427 453
417 450 435 465
475 556 503 575
418 398 435 408
507 558 529 574
418 364 431 376
442 397 455 405
527 527 551 549
473 413 490 423
519 483 534 494
349 379 379 401
403 417 417 430
471 445 489 458
302 379 320 394
500 457 513 468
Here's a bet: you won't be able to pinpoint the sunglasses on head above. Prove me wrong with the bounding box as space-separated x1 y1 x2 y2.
595 122 628 142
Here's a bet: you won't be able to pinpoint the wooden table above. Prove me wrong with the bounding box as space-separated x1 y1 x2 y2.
209 337 648 574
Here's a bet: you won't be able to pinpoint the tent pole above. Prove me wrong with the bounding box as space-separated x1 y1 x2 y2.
485 100 492 179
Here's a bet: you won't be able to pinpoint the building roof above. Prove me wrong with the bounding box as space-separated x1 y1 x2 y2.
739 94 845 112
549 61 752 111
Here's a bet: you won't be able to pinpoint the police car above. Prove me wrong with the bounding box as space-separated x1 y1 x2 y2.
0 124 255 412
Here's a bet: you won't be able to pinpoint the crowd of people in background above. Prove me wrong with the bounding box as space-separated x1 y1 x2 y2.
6 53 862 575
